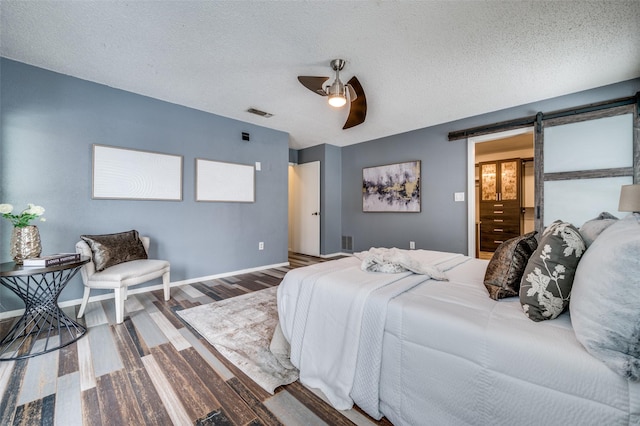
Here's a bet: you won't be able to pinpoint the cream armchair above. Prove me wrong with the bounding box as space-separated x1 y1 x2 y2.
75 235 170 324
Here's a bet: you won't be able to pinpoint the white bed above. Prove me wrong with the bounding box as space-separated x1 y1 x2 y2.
277 249 640 425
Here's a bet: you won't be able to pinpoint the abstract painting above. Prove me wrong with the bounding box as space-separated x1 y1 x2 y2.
362 161 421 212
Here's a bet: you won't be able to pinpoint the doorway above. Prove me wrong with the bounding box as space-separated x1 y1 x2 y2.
288 161 321 257
467 128 534 258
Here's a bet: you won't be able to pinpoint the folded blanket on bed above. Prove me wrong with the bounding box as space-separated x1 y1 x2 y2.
355 247 452 279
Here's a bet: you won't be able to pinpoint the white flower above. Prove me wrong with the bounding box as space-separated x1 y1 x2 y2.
525 267 550 297
1 203 47 227
25 204 45 216
0 204 13 214
538 244 551 261
539 292 564 318
562 229 585 257
552 222 586 257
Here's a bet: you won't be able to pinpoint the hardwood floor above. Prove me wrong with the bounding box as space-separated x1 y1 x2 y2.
478 251 494 260
0 253 393 426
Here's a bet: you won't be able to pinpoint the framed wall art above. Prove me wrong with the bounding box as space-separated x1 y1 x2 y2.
195 158 255 202
362 160 421 212
92 144 183 200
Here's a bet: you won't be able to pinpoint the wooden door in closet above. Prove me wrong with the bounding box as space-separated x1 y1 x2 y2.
479 159 521 252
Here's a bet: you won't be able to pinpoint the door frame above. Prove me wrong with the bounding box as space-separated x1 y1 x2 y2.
289 161 321 257
467 127 534 257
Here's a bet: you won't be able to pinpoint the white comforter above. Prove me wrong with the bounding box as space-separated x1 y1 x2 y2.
277 249 466 411
277 250 640 425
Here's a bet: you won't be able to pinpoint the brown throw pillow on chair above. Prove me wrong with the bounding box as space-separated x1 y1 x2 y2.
81 230 148 272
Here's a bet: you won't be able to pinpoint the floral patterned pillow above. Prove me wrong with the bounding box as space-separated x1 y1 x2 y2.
519 220 586 321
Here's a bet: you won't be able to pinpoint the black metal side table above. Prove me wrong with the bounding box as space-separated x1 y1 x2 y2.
0 257 90 360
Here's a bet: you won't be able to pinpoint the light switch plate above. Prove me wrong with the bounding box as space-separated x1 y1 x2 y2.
454 192 465 202
255 162 261 171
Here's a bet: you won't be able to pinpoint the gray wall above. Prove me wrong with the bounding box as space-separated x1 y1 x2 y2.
297 144 343 255
2 57 638 313
342 78 640 254
0 58 290 311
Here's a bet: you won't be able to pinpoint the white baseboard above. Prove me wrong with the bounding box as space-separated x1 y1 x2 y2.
321 252 353 258
0 261 290 320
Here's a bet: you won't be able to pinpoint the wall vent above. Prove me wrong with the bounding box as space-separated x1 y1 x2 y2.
341 235 354 251
247 108 273 118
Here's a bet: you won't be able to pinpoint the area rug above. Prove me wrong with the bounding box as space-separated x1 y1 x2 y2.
177 286 298 394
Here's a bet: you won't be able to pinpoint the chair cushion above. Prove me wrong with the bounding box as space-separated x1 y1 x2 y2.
81 230 148 272
87 259 169 289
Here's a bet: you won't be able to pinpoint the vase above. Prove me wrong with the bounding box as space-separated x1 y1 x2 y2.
10 225 42 264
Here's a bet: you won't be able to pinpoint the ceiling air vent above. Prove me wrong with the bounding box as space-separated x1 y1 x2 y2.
247 108 273 118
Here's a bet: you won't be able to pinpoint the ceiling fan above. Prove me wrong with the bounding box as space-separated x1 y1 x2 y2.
297 59 367 129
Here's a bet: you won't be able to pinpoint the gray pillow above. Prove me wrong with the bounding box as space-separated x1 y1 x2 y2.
81 230 148 272
519 220 586 321
570 213 640 381
579 211 618 247
484 231 538 300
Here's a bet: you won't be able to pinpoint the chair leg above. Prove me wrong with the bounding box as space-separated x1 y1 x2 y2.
163 270 171 301
77 287 91 318
114 288 125 324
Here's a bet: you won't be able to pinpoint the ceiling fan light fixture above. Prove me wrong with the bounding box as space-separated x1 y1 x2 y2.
297 58 367 128
328 93 347 108
327 80 347 107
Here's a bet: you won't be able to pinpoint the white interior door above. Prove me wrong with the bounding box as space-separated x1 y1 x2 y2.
289 161 320 256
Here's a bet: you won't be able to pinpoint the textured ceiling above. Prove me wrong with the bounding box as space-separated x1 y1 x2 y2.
2 1 639 149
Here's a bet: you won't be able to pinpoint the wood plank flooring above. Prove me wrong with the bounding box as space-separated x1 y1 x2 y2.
0 253 394 426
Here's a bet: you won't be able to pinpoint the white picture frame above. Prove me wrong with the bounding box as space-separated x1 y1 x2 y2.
92 144 183 200
195 158 255 202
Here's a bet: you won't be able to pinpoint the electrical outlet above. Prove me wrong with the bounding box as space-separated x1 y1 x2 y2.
259 242 264 250
409 241 415 250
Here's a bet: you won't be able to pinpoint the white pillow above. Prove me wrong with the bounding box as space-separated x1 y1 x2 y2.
578 211 618 247
570 213 640 381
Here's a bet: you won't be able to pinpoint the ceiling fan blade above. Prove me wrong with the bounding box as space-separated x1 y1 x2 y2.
346 84 357 102
343 76 367 129
298 76 330 96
